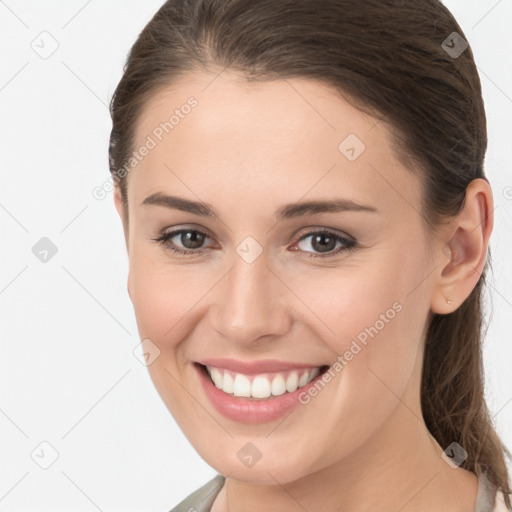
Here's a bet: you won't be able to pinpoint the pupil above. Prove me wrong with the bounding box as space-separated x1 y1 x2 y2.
313 233 335 253
182 231 204 249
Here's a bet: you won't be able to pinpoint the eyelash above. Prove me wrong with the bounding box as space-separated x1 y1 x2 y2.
152 228 357 259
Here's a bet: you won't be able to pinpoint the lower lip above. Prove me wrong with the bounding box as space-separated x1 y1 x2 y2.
194 363 327 424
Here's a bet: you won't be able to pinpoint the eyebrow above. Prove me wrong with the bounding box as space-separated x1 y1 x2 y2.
142 192 378 221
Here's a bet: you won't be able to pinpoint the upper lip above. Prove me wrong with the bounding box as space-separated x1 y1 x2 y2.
196 358 328 374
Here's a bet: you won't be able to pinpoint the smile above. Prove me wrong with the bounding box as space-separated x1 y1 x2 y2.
194 361 331 424
205 365 326 399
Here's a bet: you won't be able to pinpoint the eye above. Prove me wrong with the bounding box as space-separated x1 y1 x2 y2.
152 227 357 259
152 228 213 255
292 229 357 259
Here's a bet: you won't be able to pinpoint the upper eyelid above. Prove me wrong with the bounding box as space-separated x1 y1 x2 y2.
161 225 351 238
296 227 353 241
162 227 214 243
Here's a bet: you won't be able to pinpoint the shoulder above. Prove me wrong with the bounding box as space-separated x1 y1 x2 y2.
492 491 510 512
475 471 511 512
168 474 225 512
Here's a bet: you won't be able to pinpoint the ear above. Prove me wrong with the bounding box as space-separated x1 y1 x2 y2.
430 178 494 314
113 182 129 251
113 183 132 300
113 181 124 222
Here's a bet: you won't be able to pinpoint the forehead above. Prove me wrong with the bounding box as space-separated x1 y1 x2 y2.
128 70 421 218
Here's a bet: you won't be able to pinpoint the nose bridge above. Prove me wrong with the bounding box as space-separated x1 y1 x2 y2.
211 247 291 343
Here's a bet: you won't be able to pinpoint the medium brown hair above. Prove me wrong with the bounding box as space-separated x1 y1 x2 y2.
108 0 511 505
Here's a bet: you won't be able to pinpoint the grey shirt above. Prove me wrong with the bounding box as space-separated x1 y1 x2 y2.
169 471 507 512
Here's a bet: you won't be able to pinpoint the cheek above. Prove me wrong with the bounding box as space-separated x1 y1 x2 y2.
127 251 222 357
127 240 184 334
289 245 428 390
127 258 208 423
129 266 194 345
291 263 402 340
274 257 429 460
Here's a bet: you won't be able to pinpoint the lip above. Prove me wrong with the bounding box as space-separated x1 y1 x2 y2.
197 358 325 375
194 362 329 424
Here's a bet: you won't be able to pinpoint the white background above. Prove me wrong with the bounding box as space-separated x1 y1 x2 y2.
0 1 511 510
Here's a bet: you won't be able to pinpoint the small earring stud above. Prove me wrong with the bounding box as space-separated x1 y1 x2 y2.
446 297 452 304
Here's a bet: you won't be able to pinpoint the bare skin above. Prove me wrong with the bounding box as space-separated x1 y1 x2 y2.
113 67 492 512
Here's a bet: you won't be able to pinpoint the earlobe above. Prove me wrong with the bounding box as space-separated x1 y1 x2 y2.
430 178 494 315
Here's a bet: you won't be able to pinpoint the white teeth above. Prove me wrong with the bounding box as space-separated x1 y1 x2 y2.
251 376 271 398
285 372 298 393
309 367 321 382
223 372 234 394
210 367 223 389
298 370 310 388
233 373 252 397
206 365 324 398
271 374 286 396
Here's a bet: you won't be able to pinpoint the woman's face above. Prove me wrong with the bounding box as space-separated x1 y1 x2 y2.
115 69 445 483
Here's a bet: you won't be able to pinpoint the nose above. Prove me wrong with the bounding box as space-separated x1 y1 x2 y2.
209 250 293 346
